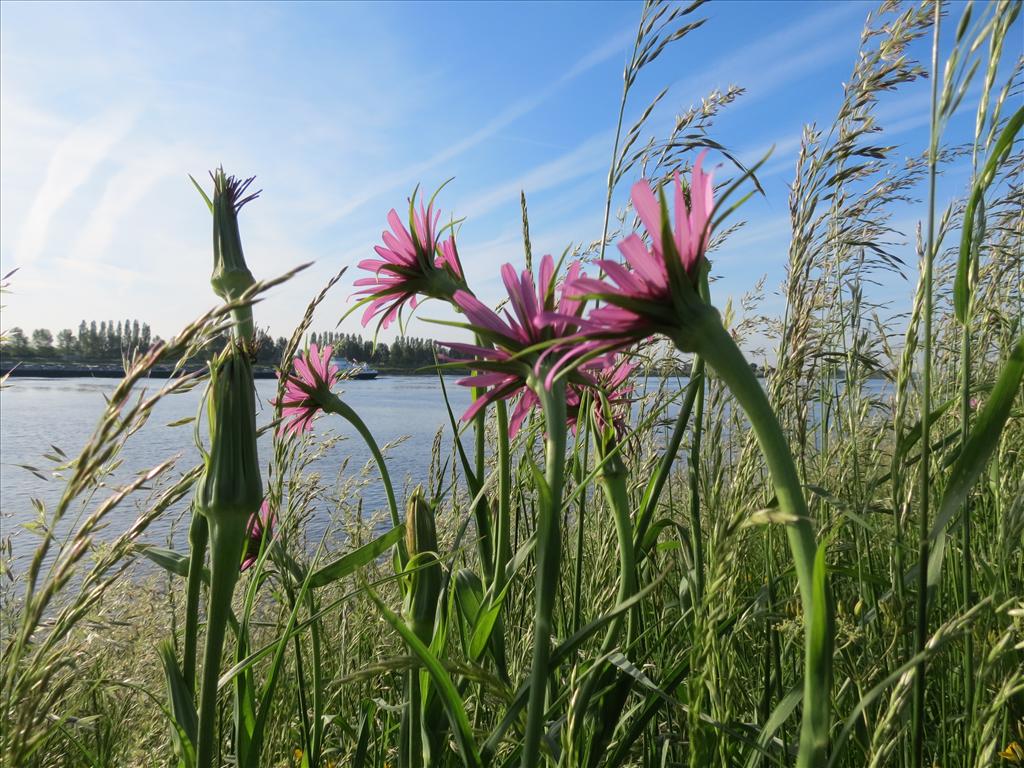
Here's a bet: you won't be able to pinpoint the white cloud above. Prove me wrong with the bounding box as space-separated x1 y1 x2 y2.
324 27 631 225
14 109 136 265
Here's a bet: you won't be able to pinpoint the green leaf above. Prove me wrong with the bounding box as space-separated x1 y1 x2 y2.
189 174 214 214
366 584 482 768
138 545 205 581
743 685 802 768
954 106 1023 322
159 640 198 768
308 525 403 588
927 334 1024 588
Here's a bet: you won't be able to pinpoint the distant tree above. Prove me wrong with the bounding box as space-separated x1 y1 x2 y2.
78 321 89 354
131 319 140 348
4 327 29 355
56 329 76 357
89 321 99 355
31 328 54 355
140 323 151 349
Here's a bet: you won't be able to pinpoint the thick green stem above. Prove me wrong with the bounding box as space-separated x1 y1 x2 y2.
195 514 247 768
321 394 405 564
183 511 208 695
522 382 566 768
682 316 830 768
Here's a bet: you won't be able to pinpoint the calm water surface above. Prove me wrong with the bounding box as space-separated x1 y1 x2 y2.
0 376 472 567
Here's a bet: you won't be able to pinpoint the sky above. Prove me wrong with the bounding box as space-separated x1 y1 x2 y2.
0 0 1014 353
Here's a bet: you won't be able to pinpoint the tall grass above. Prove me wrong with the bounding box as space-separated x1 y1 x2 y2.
2 1 1022 767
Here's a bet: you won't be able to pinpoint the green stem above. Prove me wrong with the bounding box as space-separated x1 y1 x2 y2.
633 361 704 554
688 366 706 604
321 394 405 564
495 400 512 590
682 316 830 768
183 511 208 695
471 368 495 584
522 382 566 768
195 514 247 768
959 320 974 755
914 7 941 765
569 440 638 755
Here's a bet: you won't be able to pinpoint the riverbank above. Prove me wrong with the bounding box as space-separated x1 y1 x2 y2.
0 362 463 379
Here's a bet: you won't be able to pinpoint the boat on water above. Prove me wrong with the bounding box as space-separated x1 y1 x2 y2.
334 357 378 380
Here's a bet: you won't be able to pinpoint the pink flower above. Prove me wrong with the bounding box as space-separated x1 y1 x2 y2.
241 498 274 572
274 343 340 435
570 152 715 343
354 193 464 330
567 354 637 437
442 254 601 437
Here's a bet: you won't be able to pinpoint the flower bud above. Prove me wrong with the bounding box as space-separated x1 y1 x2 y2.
404 486 441 644
196 347 263 522
210 169 258 340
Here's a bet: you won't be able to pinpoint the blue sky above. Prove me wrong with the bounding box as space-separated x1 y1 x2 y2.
0 0 1006 351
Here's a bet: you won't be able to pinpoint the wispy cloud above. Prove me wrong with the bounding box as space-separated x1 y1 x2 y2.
324 28 632 226
73 146 188 264
457 132 611 221
15 109 136 265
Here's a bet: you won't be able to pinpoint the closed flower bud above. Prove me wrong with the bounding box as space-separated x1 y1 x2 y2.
210 169 259 340
404 486 441 644
197 347 263 522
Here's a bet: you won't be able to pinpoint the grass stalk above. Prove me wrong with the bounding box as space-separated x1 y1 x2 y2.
913 5 942 764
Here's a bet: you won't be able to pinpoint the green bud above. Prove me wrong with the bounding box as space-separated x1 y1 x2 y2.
403 486 441 644
196 347 263 522
210 168 258 340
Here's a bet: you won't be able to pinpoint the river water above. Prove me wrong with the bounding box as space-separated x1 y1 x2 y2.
0 375 473 570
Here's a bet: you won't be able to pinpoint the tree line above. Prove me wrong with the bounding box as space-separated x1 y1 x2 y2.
0 322 439 371
1 319 158 362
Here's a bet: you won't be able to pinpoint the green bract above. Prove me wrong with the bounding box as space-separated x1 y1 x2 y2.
210 169 258 340
196 347 263 522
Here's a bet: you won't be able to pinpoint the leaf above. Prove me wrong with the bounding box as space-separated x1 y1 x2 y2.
743 685 802 768
189 174 214 214
307 525 403 588
138 545 204 581
927 334 1024 589
365 584 482 768
158 640 198 768
954 106 1023 322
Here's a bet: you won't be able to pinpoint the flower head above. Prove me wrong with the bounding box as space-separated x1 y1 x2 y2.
274 343 340 435
208 169 260 340
570 152 716 348
354 191 464 330
241 498 274 572
442 254 600 437
567 354 637 438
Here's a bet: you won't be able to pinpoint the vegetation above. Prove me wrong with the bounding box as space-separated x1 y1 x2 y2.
1 2 1022 768
0 322 439 372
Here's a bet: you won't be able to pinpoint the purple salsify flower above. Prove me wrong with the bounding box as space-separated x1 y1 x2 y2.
569 151 716 345
354 193 464 330
566 354 638 437
274 343 340 436
442 254 602 437
241 498 274 572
